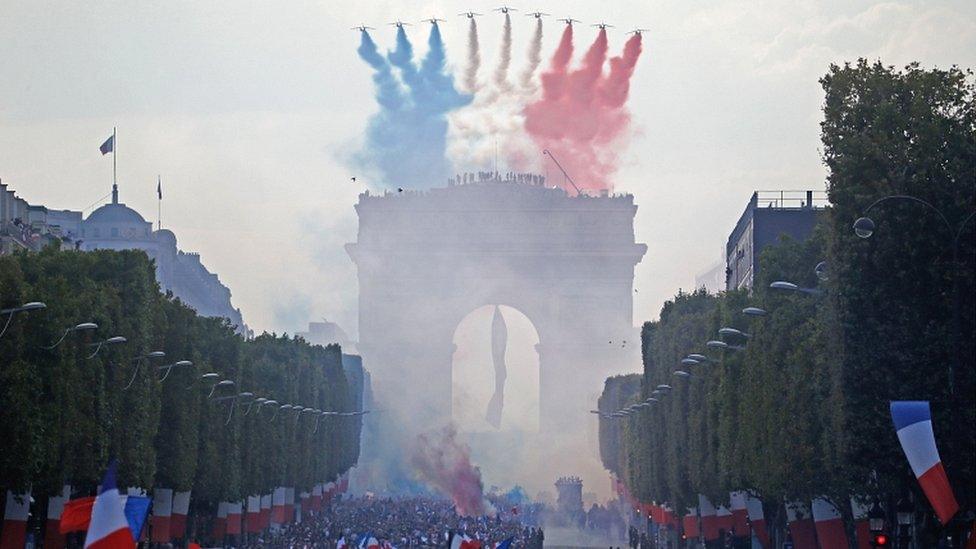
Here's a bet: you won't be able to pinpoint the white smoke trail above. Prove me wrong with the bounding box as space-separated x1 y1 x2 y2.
493 13 513 92
465 18 481 93
448 13 540 170
520 17 543 93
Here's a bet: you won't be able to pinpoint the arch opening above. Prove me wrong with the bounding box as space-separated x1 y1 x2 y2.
451 304 540 433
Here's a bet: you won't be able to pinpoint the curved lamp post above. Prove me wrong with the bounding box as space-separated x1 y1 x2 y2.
157 360 193 382
86 336 127 359
43 322 97 350
124 351 166 390
854 195 976 395
0 301 46 339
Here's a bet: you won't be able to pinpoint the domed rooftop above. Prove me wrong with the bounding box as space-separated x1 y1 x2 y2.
86 203 148 224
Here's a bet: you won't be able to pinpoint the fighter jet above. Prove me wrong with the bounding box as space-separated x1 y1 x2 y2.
592 22 614 29
525 11 549 19
388 20 411 28
421 17 446 24
629 28 650 35
458 11 482 18
495 6 518 14
350 24 375 32
559 17 581 26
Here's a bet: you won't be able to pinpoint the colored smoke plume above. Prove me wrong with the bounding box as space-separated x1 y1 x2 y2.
493 13 513 92
355 26 470 189
464 19 481 93
410 425 494 517
519 17 543 93
448 16 542 168
524 29 642 192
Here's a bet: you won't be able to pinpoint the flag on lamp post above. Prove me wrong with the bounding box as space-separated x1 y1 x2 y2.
890 401 959 524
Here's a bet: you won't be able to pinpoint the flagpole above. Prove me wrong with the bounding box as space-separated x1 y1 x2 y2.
157 175 162 231
112 127 118 204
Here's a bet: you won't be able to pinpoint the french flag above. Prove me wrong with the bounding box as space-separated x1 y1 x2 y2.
745 495 770 548
890 401 958 524
682 507 699 540
811 497 847 549
729 491 749 538
170 491 191 540
850 498 872 549
785 501 817 549
697 495 719 542
84 461 135 549
2 490 31 549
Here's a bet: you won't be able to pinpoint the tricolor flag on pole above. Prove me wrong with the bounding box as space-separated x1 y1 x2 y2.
84 461 135 549
890 401 959 524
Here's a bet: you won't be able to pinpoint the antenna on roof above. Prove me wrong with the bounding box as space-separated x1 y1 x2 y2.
542 149 583 196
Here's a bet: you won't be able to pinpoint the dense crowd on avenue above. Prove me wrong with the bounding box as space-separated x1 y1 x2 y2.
238 496 545 549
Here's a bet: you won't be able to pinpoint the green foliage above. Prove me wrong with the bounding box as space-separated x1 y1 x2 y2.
0 247 362 506
598 60 974 534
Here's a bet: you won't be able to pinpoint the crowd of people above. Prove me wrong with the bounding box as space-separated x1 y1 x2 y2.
239 496 545 549
448 172 547 186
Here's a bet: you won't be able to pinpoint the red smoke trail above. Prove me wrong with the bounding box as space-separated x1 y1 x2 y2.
538 25 574 102
524 30 643 192
600 34 643 108
410 425 493 517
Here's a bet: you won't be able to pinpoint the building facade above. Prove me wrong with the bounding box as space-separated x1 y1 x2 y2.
0 180 245 331
725 190 826 291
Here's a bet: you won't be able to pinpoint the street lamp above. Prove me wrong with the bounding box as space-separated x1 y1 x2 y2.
157 360 193 382
124 351 166 390
770 281 822 296
208 379 234 398
853 195 976 395
86 336 126 359
815 261 829 281
719 327 750 339
853 217 876 238
43 322 98 349
0 301 46 339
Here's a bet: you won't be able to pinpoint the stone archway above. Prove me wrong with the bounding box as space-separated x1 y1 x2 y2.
347 182 646 436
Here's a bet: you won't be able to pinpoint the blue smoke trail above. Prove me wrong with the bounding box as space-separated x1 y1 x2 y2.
356 26 471 189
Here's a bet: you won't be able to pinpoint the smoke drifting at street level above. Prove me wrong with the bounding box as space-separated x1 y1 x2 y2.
354 26 470 189
411 425 494 517
524 29 643 192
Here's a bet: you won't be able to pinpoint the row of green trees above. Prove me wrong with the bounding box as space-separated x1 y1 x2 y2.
599 60 974 540
0 246 362 509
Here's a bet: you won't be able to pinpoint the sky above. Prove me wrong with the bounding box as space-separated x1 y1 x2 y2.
2 0 975 339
